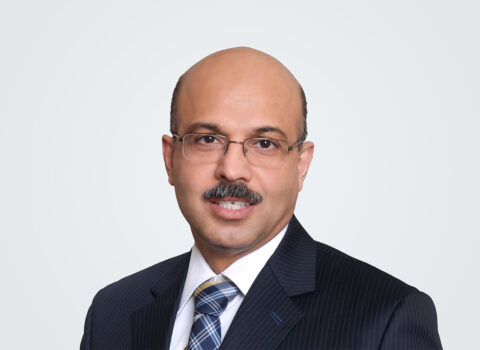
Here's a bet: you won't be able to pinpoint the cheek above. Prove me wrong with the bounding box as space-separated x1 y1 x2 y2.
173 164 211 222
173 161 216 198
256 165 299 200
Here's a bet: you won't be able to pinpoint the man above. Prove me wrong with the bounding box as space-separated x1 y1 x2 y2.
81 47 442 349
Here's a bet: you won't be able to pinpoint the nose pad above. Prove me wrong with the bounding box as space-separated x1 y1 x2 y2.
223 143 230 156
216 141 253 182
223 141 246 158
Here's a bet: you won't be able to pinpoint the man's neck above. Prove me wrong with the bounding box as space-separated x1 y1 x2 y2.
194 235 281 274
197 246 252 274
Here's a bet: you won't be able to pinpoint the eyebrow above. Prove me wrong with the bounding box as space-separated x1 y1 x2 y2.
184 123 222 134
253 127 288 139
184 123 288 140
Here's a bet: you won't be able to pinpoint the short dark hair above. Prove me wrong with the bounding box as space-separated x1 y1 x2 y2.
170 76 308 141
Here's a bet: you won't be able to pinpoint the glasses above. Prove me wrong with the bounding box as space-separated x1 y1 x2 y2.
172 133 304 167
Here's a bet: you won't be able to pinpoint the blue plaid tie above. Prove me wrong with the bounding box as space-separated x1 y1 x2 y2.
187 277 239 350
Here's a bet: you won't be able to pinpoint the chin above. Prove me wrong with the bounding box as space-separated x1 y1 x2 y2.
197 229 258 253
209 237 254 250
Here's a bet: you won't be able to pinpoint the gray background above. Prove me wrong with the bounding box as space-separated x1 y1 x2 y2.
1 1 478 349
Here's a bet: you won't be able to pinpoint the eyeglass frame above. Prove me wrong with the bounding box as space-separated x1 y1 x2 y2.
171 132 305 162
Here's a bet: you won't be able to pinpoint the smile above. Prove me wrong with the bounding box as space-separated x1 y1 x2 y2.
208 196 256 219
216 201 252 210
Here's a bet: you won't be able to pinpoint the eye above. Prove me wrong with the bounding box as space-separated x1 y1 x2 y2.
195 135 219 144
255 138 279 150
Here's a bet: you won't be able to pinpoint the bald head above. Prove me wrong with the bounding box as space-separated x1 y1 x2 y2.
170 47 307 141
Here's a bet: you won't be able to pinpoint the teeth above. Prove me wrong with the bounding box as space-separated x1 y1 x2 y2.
218 201 250 210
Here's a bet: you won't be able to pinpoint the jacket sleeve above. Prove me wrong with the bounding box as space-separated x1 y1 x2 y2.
379 291 442 349
80 302 94 350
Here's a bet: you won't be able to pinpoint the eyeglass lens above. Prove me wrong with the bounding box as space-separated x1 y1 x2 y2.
181 134 290 167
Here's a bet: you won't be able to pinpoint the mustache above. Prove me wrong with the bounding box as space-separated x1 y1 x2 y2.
203 183 263 204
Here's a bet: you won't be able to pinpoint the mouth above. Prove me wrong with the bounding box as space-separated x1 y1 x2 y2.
214 200 253 210
208 196 257 219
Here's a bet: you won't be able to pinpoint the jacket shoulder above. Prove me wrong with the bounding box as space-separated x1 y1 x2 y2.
314 240 415 297
95 252 190 300
81 253 190 349
311 241 441 348
89 252 189 325
91 252 190 313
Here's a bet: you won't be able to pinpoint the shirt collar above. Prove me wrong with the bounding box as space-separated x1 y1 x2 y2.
221 226 287 295
177 225 288 314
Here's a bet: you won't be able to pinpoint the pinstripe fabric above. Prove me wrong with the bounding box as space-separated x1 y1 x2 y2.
81 254 190 350
80 215 442 349
187 278 239 350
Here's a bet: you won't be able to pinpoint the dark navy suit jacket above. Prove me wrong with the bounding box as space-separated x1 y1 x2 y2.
80 215 442 349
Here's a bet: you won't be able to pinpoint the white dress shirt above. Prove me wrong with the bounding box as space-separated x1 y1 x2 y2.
169 226 287 350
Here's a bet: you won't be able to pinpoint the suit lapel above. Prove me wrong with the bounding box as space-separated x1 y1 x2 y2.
131 254 190 350
221 215 317 349
130 215 315 349
220 263 304 349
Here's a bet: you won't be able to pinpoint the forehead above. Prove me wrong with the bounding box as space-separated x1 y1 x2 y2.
176 66 303 140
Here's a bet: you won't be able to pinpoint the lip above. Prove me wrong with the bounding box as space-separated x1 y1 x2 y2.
208 197 256 220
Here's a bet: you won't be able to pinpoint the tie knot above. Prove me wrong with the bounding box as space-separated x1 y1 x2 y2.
193 277 239 317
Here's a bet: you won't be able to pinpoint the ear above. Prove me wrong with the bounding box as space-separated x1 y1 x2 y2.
162 135 175 186
297 141 314 192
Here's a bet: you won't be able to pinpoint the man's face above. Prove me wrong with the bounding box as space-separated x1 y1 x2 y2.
162 50 313 262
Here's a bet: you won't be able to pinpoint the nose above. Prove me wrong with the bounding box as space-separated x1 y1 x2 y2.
214 142 253 183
